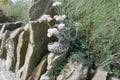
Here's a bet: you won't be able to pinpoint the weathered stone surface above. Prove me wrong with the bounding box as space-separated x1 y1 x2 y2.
0 21 22 34
16 65 24 80
15 30 29 72
23 23 30 31
47 42 69 70
40 43 69 80
48 42 69 54
40 71 51 80
111 77 120 80
57 59 90 80
0 31 10 59
92 69 108 80
0 9 6 23
21 21 50 80
39 42 69 80
6 16 17 22
28 56 47 80
28 0 53 21
21 0 57 79
47 52 68 71
0 9 16 23
5 28 24 71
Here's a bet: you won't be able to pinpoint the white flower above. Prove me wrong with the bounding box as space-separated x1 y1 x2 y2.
47 32 53 37
38 14 52 23
52 28 59 35
47 28 59 37
58 23 65 30
54 15 66 21
47 28 52 33
47 28 53 37
52 1 62 7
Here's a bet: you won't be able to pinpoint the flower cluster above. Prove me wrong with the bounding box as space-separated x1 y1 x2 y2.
38 3 66 38
54 15 66 21
38 1 68 42
38 14 66 24
46 15 66 37
47 28 59 37
47 23 65 37
58 23 65 30
38 1 72 56
38 14 52 23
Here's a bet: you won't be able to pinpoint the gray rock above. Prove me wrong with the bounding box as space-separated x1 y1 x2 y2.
21 21 50 80
48 42 69 54
23 24 30 31
57 59 90 80
21 0 57 79
111 77 120 80
15 30 29 72
0 9 16 23
5 28 24 71
0 31 10 59
92 69 108 80
6 16 17 22
47 52 68 71
28 0 53 21
40 72 51 80
0 21 22 34
28 56 47 80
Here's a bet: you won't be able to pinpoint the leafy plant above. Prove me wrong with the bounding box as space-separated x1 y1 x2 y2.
57 0 120 78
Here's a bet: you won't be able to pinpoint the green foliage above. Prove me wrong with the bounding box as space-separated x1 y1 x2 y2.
57 0 120 78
